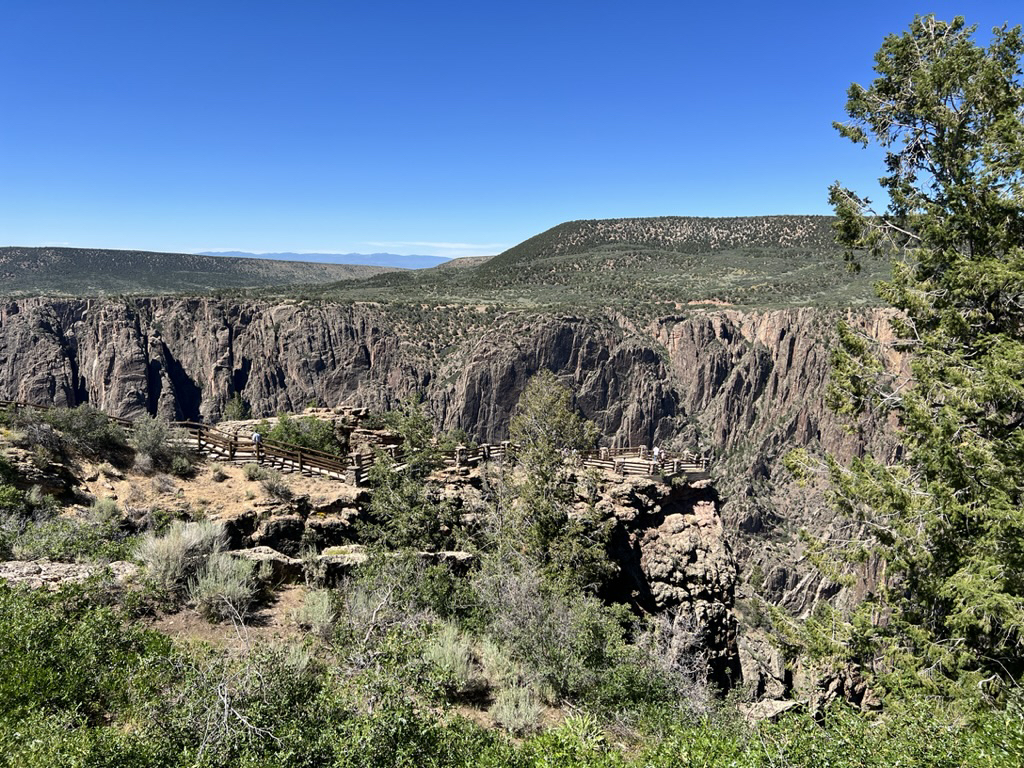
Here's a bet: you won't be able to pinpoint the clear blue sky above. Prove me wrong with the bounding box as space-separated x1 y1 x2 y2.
1 1 1020 257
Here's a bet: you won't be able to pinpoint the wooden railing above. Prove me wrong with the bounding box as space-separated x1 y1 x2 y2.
174 422 355 482
0 400 712 486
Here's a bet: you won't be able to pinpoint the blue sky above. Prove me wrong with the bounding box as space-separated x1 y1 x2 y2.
1 1 1020 258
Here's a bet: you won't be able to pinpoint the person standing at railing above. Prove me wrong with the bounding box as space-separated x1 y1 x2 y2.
251 431 262 463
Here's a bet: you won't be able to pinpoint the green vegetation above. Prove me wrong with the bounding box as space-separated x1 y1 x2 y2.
361 397 460 550
189 551 258 622
291 215 889 322
0 581 1021 767
507 371 610 591
129 415 193 475
136 521 227 595
8 497 136 563
222 394 252 421
0 367 1022 764
0 403 130 463
3 16 1024 766
254 412 347 455
823 15 1024 696
0 246 390 297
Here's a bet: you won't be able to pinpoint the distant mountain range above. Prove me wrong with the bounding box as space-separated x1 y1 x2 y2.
200 251 451 270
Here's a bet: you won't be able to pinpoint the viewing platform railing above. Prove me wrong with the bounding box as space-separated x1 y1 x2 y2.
0 400 712 486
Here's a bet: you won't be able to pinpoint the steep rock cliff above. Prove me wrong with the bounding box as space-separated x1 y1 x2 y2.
0 296 897 620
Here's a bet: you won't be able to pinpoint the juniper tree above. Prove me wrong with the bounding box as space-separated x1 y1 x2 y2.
827 15 1024 690
507 370 611 591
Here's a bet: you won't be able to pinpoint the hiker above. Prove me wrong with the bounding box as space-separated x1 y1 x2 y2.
251 430 262 461
652 445 661 464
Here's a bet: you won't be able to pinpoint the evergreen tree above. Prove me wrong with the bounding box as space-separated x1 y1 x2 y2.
828 15 1024 690
508 371 610 590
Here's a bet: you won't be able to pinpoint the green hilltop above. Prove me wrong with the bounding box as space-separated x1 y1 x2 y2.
3 217 889 319
301 215 889 317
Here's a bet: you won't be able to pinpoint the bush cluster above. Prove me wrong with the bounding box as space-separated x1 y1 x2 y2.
0 404 130 463
1 583 1022 768
136 520 226 593
189 551 257 622
130 415 192 475
255 412 346 455
1 492 134 563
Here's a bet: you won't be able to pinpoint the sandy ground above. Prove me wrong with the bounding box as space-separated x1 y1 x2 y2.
149 584 308 647
80 457 357 524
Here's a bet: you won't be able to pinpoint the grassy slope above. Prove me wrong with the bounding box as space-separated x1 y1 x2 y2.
0 246 395 296
4 217 888 313
301 215 889 317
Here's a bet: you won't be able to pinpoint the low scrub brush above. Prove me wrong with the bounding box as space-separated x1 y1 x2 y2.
189 552 257 623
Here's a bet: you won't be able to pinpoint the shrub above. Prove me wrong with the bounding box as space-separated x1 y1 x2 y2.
23 422 63 463
11 499 135 563
26 485 60 520
130 415 189 471
260 470 292 501
295 588 338 639
209 463 228 483
169 454 193 478
143 506 175 534
362 459 458 550
0 485 27 558
423 622 478 697
150 473 177 496
470 552 671 708
222 393 251 421
133 453 154 475
0 585 173 725
0 484 26 515
242 462 268 481
42 405 129 459
90 497 120 521
189 552 257 623
490 685 542 734
136 520 226 592
2 405 129 462
478 636 523 690
334 554 452 651
257 412 345 455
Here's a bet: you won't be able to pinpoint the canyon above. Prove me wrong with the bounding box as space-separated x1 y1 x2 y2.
0 296 898 600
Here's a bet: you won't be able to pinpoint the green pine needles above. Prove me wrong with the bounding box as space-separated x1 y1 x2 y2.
827 15 1024 693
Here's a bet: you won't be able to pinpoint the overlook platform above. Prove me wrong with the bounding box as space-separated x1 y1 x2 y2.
0 400 711 486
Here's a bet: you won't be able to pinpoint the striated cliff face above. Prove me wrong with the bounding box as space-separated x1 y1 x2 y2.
0 299 685 442
0 297 897 610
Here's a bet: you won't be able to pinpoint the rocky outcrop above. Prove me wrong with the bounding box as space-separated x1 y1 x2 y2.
0 559 139 589
0 298 894 457
0 299 683 446
595 475 740 686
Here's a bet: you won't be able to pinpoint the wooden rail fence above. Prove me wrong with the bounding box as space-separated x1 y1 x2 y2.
0 400 712 486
